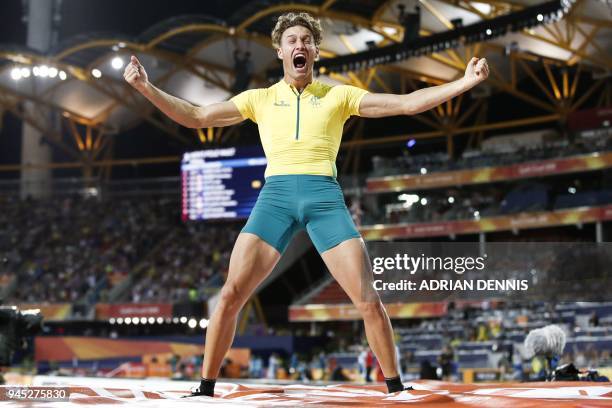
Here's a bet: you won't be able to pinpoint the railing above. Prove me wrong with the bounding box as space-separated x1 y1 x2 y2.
0 175 367 198
0 177 182 198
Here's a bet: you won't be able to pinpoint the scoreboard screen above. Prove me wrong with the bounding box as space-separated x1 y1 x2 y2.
181 147 267 221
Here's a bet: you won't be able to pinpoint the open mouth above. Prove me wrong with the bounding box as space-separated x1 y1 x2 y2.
293 54 307 70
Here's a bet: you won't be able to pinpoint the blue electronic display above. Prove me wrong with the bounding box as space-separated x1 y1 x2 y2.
181 147 266 221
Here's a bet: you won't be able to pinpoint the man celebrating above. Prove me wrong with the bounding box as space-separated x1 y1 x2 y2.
124 12 489 397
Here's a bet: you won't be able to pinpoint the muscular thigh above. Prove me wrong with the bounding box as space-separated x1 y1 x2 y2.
320 238 379 304
224 232 281 295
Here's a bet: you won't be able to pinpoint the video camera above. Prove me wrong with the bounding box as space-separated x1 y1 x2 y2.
0 306 43 367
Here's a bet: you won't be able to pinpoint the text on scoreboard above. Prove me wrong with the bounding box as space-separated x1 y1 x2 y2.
181 147 266 220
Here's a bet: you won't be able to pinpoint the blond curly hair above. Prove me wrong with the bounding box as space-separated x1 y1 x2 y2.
271 12 323 49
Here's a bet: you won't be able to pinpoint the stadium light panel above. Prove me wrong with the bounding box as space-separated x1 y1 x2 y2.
10 67 21 80
111 56 124 70
39 65 49 77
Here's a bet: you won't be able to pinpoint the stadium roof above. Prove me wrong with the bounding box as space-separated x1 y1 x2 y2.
0 0 610 164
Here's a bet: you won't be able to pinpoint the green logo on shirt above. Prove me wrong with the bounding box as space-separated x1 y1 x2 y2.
310 96 321 108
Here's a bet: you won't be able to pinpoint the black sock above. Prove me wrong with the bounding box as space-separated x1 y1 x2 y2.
385 375 404 393
198 378 216 396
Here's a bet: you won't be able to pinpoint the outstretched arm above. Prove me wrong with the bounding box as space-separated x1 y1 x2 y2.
358 57 489 118
124 55 244 129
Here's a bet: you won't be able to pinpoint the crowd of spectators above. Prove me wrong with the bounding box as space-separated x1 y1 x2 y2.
129 221 240 303
349 132 612 226
155 302 612 383
0 194 237 305
353 180 612 226
32 301 612 383
370 133 612 178
393 302 612 381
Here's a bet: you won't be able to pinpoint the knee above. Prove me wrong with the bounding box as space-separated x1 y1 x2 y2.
355 301 386 321
217 282 245 315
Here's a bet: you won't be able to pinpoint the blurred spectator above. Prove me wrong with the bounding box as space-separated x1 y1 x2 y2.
349 198 364 227
370 135 612 178
3 195 176 304
248 355 263 378
1 194 240 305
358 346 368 382
420 360 438 380
328 357 350 381
267 353 280 379
365 348 374 382
589 312 599 327
438 345 454 381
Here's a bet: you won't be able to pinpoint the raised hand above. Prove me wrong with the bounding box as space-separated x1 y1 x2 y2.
464 57 489 88
123 55 149 92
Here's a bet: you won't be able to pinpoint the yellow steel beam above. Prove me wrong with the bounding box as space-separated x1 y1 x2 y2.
92 131 111 161
551 22 566 47
328 72 352 84
84 79 192 144
0 97 81 160
453 93 463 117
372 0 396 22
234 3 402 43
372 72 443 129
455 98 483 128
381 65 448 85
571 78 605 111
541 24 563 46
85 124 93 151
0 155 182 171
339 34 357 54
516 59 557 105
372 72 393 93
321 0 337 11
0 82 102 127
491 60 559 109
446 49 466 69
237 3 318 30
575 15 612 29
571 24 609 63
428 53 466 72
364 67 377 89
436 0 610 68
420 0 455 29
542 62 562 100
0 47 233 130
569 63 581 100
147 24 230 48
567 26 599 66
341 113 562 148
522 30 612 69
67 118 85 151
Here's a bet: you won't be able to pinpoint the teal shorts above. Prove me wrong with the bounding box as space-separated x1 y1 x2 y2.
241 175 361 254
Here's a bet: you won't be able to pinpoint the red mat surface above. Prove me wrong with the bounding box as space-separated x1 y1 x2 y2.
3 380 611 407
